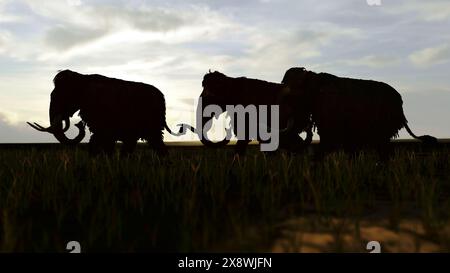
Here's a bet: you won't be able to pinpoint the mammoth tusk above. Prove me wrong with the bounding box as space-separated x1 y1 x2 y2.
28 115 85 144
62 118 70 132
27 122 50 132
28 115 66 133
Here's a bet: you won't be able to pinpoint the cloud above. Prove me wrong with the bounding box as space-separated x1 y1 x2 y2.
0 0 17 23
66 0 82 7
343 55 400 68
45 25 106 51
0 35 5 53
32 3 236 62
27 1 230 42
410 44 450 67
220 22 363 79
394 1 450 22
0 113 52 143
0 31 13 54
0 12 23 23
93 6 190 32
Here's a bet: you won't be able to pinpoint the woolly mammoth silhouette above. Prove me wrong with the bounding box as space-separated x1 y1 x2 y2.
28 70 182 155
178 71 313 154
281 67 437 152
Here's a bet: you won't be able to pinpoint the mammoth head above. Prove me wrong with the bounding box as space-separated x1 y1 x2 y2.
281 67 307 86
27 70 86 145
279 67 316 130
200 71 229 106
281 67 318 99
193 71 231 147
201 71 227 91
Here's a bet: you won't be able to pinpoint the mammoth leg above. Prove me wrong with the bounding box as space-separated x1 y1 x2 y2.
375 137 393 162
103 138 116 156
235 139 251 155
232 117 251 155
278 132 302 152
146 130 168 156
89 132 115 156
315 131 334 160
121 137 138 157
89 133 101 156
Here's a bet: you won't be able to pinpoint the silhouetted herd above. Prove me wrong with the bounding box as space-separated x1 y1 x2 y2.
28 68 437 157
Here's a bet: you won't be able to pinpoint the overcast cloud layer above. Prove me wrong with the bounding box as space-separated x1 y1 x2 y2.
0 0 449 142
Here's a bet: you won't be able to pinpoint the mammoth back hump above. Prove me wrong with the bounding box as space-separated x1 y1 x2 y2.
314 77 405 126
222 76 285 105
82 79 165 128
319 76 403 105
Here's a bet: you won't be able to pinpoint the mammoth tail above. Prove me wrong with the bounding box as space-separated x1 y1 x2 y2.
174 123 232 148
404 122 438 145
164 122 189 137
174 123 197 134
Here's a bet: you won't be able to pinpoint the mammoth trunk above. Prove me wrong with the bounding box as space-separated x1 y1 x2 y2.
196 97 231 147
49 101 85 145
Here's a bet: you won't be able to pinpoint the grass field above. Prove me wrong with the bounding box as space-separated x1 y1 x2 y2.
0 141 449 252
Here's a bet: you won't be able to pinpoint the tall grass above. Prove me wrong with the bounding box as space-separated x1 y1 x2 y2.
0 145 449 252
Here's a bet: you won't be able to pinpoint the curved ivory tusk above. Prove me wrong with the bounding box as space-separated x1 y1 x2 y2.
28 114 67 133
62 118 70 132
27 122 49 132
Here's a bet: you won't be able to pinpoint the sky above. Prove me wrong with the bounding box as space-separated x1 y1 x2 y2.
0 0 449 143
